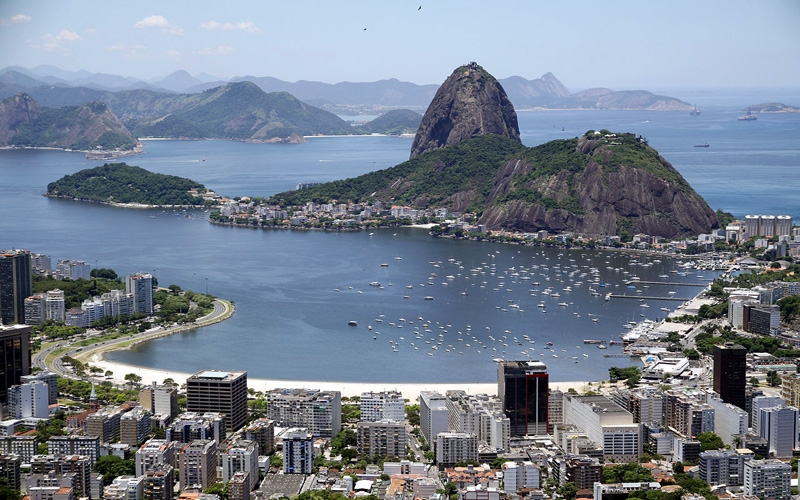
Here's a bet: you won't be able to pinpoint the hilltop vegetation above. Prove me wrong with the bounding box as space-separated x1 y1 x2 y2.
267 131 718 238
47 163 209 206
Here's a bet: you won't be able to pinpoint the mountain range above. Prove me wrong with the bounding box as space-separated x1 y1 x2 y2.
0 65 693 111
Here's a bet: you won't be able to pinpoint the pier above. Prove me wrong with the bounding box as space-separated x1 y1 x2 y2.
609 294 690 301
626 280 706 286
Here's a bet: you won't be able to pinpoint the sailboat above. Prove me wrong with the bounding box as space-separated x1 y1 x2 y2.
690 105 701 116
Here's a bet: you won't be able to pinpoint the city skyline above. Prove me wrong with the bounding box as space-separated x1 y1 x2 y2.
1 1 799 90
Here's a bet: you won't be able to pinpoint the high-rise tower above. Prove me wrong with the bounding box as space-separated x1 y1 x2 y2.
0 250 32 325
714 343 747 410
498 360 549 435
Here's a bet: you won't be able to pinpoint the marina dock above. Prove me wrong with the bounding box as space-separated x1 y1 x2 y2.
609 294 690 301
626 280 706 286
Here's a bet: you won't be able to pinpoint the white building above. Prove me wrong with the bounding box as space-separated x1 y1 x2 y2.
125 273 153 315
744 459 791 499
758 406 799 458
436 432 477 467
8 381 50 418
750 395 785 435
446 390 510 452
706 394 748 446
266 388 341 438
222 440 259 492
501 461 540 492
419 391 449 447
283 429 314 474
699 449 745 487
562 394 641 462
135 439 177 477
360 391 405 422
45 289 65 322
56 260 91 280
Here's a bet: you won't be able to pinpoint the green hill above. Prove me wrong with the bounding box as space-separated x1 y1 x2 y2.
134 82 352 140
356 109 422 135
47 163 208 206
267 132 719 239
0 93 139 151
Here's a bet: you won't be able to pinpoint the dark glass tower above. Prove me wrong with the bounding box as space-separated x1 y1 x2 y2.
713 343 747 410
0 325 31 404
498 360 549 435
0 250 32 326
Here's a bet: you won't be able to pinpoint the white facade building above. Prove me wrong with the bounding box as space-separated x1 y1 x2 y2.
125 273 153 315
56 260 91 280
744 460 791 499
360 391 405 422
758 406 799 458
45 289 65 322
8 381 50 418
501 461 540 492
419 391 449 447
562 394 641 462
435 432 477 467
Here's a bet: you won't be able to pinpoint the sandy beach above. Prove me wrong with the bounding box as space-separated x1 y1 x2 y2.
88 355 598 401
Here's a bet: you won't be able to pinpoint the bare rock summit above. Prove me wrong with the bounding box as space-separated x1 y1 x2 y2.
410 62 520 159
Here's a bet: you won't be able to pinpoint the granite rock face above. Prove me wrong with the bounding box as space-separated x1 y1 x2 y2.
410 63 520 159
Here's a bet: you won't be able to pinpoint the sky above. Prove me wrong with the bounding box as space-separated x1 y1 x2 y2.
1 0 799 91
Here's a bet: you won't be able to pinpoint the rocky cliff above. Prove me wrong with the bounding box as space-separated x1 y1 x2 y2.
410 63 520 159
0 93 139 151
477 134 719 238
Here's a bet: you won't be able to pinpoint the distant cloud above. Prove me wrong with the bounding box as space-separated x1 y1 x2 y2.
166 50 181 57
134 15 183 35
84 28 96 35
199 20 262 33
31 29 82 52
0 14 32 26
192 45 234 56
109 42 147 59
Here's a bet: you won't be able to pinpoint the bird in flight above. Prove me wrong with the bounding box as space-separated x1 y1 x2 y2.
418 5 422 10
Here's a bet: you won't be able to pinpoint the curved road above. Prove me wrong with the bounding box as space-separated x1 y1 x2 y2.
34 299 233 380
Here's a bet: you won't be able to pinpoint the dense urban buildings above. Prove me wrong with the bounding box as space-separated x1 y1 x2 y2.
713 343 747 410
0 250 32 325
360 391 405 422
177 440 217 490
498 360 549 435
186 370 248 432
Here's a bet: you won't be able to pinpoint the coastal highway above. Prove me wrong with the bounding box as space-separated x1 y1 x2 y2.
33 299 233 380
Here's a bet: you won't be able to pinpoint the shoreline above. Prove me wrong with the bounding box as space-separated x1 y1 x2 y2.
86 356 599 400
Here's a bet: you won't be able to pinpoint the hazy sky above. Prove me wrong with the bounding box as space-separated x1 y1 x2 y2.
1 0 799 90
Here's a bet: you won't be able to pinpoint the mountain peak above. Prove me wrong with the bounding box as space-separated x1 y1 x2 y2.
410 62 520 159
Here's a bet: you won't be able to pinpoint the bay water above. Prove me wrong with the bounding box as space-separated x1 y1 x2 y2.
1 100 798 384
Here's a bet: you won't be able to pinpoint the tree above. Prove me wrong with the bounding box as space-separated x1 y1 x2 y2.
0 478 22 500
405 404 420 426
94 455 135 485
124 373 142 387
767 370 781 387
697 431 724 451
673 462 684 474
105 370 114 378
602 462 654 484
556 482 577 500
204 482 228 500
749 377 760 386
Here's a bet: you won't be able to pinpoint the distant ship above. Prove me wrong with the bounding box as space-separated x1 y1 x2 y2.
738 107 757 121
693 142 710 148
689 105 701 116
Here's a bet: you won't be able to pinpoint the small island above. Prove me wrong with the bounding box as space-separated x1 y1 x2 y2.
744 102 800 113
46 163 216 207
